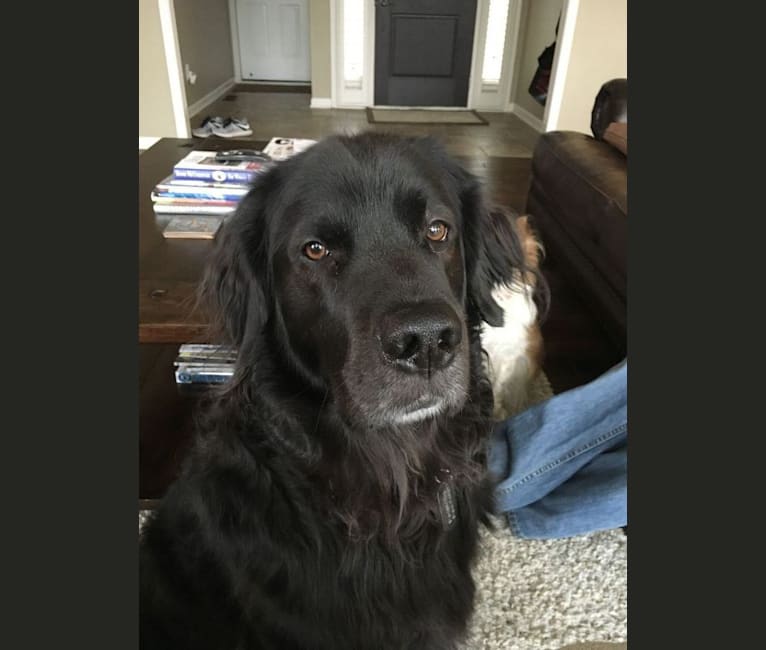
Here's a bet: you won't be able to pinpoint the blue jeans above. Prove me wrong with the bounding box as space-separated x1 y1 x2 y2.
488 360 627 539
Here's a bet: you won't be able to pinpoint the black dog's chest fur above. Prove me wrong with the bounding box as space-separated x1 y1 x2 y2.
140 435 492 650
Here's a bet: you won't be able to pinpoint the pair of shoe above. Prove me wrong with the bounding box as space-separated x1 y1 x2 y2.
192 116 253 138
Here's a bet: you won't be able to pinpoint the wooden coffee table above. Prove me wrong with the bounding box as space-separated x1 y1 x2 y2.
139 137 267 507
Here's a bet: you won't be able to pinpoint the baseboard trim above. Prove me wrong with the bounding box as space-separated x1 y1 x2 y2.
188 78 236 118
236 81 311 93
508 102 544 132
310 97 333 109
139 136 161 151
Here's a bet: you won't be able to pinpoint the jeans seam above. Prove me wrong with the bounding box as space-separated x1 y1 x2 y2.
507 510 523 537
498 422 626 496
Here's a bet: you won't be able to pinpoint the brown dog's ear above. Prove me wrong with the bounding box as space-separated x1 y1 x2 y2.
406 137 521 326
464 207 549 326
464 202 530 327
442 155 548 327
198 186 271 347
515 215 542 279
402 136 547 326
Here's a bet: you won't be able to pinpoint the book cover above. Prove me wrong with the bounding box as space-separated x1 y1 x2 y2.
172 151 272 184
263 137 318 161
162 216 223 239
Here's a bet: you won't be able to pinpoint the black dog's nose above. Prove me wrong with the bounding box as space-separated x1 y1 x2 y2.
379 302 462 374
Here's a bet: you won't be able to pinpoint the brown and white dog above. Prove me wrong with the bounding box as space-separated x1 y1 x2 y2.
481 215 546 419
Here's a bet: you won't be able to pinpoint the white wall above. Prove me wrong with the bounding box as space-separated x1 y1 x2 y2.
549 0 627 133
139 0 177 140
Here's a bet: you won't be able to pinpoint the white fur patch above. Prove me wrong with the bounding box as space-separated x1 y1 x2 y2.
481 278 539 419
392 401 445 425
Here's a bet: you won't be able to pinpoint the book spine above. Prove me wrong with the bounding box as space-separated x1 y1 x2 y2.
178 344 237 354
172 167 260 184
151 193 238 206
152 189 248 201
153 203 236 215
175 370 233 384
160 178 250 189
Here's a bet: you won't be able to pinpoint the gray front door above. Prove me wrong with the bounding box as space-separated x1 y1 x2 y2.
374 0 478 107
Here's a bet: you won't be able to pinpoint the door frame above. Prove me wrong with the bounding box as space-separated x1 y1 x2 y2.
158 0 191 138
330 0 518 110
330 0 376 108
329 0 577 132
541 0 578 131
467 0 522 111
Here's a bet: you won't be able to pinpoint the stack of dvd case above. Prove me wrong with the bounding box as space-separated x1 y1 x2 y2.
174 344 237 384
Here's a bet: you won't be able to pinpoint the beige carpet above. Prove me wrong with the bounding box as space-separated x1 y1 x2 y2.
462 373 627 649
366 107 488 125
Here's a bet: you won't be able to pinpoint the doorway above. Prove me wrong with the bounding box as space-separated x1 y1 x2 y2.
373 0 478 107
235 0 310 82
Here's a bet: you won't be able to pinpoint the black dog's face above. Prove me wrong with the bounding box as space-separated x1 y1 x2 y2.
204 133 525 430
271 139 470 428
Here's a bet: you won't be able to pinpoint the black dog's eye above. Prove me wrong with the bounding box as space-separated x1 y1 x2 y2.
303 241 329 260
426 220 449 242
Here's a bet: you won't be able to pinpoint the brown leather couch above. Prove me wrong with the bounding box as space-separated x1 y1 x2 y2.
526 79 627 354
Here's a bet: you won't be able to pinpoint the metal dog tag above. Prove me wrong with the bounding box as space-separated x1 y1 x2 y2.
438 482 457 529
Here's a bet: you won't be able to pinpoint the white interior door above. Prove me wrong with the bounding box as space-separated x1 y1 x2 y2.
236 0 310 82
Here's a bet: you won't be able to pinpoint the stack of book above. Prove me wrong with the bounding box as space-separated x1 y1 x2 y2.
152 151 273 217
174 344 237 385
154 139 319 240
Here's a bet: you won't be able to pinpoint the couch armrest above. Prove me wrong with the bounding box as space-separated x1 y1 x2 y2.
590 78 627 140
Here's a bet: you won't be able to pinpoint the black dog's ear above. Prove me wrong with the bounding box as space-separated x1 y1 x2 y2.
409 136 534 327
407 136 545 327
198 186 271 347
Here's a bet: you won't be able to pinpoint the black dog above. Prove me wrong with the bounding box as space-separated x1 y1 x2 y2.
139 133 537 649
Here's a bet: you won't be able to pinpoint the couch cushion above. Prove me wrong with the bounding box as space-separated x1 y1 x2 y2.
527 131 627 300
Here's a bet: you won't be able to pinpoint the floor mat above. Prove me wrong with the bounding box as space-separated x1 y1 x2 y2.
366 107 488 125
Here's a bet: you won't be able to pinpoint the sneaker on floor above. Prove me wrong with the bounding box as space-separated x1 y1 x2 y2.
211 117 253 138
192 116 225 138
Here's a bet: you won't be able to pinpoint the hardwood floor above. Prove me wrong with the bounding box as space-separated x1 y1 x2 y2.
193 87 541 159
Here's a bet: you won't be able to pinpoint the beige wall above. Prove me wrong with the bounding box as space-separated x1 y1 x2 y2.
510 0 563 120
174 0 235 107
139 0 177 138
552 0 627 133
309 0 332 99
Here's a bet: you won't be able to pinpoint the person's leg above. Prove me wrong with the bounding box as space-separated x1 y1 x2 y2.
488 359 627 538
507 437 626 538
